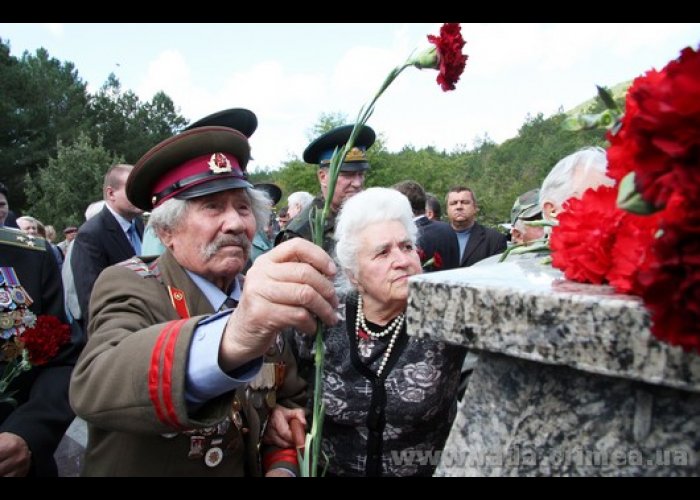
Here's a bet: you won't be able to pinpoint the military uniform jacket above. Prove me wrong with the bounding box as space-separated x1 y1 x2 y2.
275 196 337 254
0 228 82 476
69 250 305 476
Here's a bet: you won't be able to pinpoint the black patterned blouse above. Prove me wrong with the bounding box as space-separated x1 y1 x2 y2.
295 292 467 477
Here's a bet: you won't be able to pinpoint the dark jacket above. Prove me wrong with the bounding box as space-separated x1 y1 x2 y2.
458 222 508 268
0 228 82 476
415 216 460 272
275 196 338 254
71 206 143 328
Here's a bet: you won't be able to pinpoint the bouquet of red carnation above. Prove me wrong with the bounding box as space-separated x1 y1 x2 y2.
551 46 700 354
1 315 71 405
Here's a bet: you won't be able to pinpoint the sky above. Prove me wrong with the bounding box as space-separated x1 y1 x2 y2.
1 23 699 173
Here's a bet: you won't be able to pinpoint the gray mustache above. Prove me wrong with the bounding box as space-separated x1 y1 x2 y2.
202 234 251 260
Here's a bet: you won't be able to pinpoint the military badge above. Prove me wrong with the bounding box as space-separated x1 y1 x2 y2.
208 153 232 174
204 446 223 468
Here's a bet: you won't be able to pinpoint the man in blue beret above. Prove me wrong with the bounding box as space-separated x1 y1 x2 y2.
275 124 376 253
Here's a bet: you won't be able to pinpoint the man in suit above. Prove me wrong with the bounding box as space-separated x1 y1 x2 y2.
446 186 507 268
425 193 442 221
0 227 81 476
70 164 144 331
393 180 460 272
70 121 338 476
275 124 375 254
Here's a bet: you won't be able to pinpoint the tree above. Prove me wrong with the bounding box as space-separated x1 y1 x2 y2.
86 74 186 163
0 41 90 211
307 112 348 141
24 133 123 231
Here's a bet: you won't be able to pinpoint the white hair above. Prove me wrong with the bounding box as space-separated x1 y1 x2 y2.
287 191 314 209
85 200 106 220
148 187 270 236
540 146 614 215
334 187 417 292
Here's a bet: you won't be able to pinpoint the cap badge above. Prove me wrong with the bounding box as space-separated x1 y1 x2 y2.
208 153 232 174
345 147 366 162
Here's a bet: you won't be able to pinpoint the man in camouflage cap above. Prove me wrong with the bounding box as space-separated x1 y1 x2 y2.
509 188 544 245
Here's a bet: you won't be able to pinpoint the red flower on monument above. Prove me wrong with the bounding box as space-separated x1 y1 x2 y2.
607 47 700 209
550 187 623 285
551 46 700 353
637 195 700 353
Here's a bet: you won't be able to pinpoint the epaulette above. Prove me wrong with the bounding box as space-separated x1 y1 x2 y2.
0 227 47 252
118 256 156 279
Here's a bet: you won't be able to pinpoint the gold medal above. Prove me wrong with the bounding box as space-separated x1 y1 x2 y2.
0 313 13 330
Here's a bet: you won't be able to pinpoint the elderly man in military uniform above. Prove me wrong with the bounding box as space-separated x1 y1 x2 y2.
0 225 81 476
69 117 339 476
275 124 375 253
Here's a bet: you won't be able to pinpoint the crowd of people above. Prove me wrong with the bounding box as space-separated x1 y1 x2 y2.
0 106 615 477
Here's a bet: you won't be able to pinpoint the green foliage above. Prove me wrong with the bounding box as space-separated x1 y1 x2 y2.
0 39 90 210
308 112 348 141
86 74 187 163
0 37 627 230
0 39 186 215
24 133 123 231
273 109 609 228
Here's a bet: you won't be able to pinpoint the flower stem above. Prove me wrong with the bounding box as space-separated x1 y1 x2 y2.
302 59 414 477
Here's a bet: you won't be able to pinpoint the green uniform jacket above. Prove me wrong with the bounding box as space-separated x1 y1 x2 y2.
274 196 337 254
70 250 305 476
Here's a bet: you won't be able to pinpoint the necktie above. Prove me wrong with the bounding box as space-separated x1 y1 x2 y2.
219 297 239 312
127 221 142 256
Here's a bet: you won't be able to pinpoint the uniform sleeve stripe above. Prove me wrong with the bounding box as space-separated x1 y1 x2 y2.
160 318 187 429
149 320 180 427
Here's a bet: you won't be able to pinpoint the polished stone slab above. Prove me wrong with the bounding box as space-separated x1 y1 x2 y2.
406 256 700 476
407 256 700 393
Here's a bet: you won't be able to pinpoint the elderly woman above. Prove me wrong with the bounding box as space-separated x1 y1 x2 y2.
307 187 467 477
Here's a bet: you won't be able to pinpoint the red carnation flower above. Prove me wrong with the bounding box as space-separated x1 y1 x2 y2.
433 251 443 270
20 315 71 366
637 195 700 353
607 210 663 295
550 186 624 284
607 47 700 209
427 23 468 92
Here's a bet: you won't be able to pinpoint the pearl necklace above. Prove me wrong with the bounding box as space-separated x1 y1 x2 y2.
356 295 405 340
355 294 405 378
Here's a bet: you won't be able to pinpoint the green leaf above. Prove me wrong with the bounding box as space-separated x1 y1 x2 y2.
616 172 658 215
562 110 616 131
596 85 620 111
